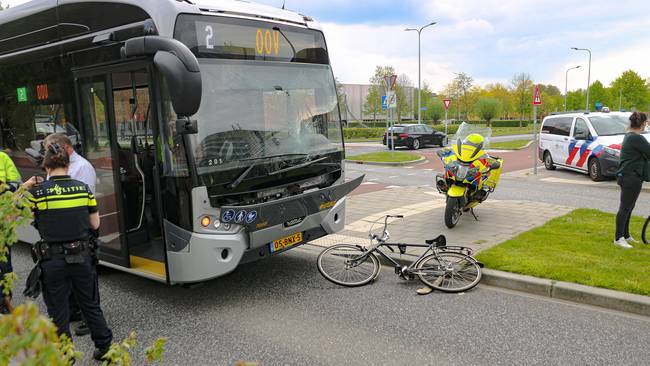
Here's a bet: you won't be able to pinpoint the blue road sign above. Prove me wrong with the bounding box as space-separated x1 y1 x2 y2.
381 95 388 110
595 102 603 111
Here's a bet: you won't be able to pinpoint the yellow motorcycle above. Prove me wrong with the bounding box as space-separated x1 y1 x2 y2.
435 131 503 228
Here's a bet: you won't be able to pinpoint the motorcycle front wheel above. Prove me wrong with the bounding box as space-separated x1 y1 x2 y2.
445 197 462 228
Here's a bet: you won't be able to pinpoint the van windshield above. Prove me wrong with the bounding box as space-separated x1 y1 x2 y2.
589 115 632 136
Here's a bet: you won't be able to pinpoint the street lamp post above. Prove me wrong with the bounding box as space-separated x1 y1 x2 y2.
405 22 436 125
571 47 592 112
564 65 581 111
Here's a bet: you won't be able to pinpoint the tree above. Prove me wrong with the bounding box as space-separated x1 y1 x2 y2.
483 83 514 119
363 86 382 122
395 73 412 122
334 78 348 121
453 72 473 121
587 80 611 111
511 72 533 126
474 97 501 126
610 70 650 112
428 99 445 124
417 82 437 122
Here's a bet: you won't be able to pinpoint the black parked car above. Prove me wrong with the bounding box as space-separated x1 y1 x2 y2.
382 124 448 150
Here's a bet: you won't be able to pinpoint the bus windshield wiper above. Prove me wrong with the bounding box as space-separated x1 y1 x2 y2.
228 153 309 189
240 153 307 162
268 156 328 176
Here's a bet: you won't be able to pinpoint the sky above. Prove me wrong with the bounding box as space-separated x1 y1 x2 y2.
4 0 650 92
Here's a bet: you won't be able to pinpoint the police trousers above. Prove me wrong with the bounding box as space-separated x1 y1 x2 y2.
40 254 112 349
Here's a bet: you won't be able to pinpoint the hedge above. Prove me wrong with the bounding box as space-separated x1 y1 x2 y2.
342 125 459 140
349 120 527 128
464 120 529 127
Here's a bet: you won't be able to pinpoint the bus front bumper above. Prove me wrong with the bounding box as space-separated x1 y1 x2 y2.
166 198 347 284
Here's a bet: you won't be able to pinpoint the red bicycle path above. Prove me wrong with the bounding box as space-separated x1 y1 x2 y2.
347 145 535 196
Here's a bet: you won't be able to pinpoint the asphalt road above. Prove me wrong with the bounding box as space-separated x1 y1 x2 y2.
8 138 650 365
345 151 650 215
8 243 650 365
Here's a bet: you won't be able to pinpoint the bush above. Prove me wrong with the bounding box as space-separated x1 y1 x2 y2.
343 127 385 139
465 120 528 127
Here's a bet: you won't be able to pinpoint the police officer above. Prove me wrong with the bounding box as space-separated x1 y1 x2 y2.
22 144 112 360
44 133 96 336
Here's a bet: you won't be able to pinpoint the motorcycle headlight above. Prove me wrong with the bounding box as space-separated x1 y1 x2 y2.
603 146 620 158
456 164 469 179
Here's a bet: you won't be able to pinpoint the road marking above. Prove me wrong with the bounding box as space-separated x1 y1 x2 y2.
424 169 434 171
407 173 416 176
344 198 446 232
385 185 401 189
541 177 599 186
361 182 379 185
404 166 414 169
388 176 398 178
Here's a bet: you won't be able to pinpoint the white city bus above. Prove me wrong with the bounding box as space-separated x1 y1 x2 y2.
0 0 361 284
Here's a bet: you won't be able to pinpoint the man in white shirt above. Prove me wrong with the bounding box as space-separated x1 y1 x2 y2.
43 133 97 337
44 134 96 194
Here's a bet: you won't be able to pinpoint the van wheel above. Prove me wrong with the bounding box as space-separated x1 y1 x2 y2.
588 158 604 182
543 151 556 170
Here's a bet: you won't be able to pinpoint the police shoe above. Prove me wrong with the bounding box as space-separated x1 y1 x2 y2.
93 346 110 361
74 322 90 336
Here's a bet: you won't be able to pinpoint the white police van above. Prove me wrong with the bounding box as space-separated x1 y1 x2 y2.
539 111 637 181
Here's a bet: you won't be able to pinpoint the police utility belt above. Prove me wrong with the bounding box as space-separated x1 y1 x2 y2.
32 240 96 264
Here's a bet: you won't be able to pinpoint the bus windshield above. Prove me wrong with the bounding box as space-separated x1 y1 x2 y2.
189 59 343 175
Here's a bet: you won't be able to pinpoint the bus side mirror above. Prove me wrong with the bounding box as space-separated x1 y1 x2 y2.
491 161 501 170
122 36 202 118
176 118 198 135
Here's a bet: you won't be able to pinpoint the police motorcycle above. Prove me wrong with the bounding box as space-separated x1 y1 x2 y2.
435 123 503 228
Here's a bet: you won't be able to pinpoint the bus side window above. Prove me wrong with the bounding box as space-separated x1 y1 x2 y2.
160 98 189 177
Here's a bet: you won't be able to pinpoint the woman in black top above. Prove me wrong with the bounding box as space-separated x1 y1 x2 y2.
614 112 649 248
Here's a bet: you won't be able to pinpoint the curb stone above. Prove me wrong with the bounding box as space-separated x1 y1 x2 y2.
345 156 426 166
482 269 650 317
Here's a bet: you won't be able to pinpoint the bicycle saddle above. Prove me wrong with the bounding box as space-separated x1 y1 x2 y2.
425 235 446 247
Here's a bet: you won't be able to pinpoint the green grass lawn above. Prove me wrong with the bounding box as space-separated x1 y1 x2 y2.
490 139 531 150
346 151 421 163
346 138 382 143
476 209 650 296
489 126 534 136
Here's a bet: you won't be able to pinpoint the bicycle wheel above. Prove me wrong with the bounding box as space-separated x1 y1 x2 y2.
317 244 380 287
416 251 481 293
643 215 650 244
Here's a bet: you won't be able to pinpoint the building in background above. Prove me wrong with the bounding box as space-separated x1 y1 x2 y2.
341 84 415 122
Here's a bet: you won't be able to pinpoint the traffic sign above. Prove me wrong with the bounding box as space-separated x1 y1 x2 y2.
386 91 397 109
443 99 452 110
381 95 388 110
533 85 542 105
384 75 397 91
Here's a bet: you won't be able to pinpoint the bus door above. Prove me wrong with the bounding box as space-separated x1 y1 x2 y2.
74 63 168 282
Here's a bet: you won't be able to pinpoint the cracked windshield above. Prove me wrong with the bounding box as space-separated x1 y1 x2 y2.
191 60 343 174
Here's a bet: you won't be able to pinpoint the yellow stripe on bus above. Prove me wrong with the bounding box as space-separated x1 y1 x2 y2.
129 255 166 278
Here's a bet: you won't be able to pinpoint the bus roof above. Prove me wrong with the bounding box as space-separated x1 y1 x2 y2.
0 0 321 57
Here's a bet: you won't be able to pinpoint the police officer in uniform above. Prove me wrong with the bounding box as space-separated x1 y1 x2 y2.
22 144 112 360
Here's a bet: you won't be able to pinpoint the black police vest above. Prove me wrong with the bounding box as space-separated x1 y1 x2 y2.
28 176 98 243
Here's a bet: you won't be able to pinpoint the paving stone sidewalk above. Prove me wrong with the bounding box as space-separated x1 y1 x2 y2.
311 186 573 255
